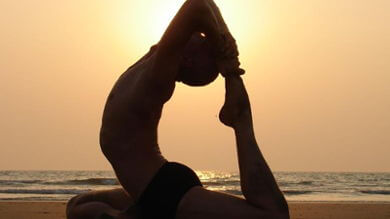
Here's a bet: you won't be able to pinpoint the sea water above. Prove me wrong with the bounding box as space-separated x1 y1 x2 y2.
0 171 389 202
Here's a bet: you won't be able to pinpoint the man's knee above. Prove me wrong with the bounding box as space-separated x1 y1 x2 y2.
67 193 86 206
66 195 78 218
66 193 90 219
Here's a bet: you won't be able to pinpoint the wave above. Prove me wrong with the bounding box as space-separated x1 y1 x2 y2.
279 181 314 187
0 180 42 185
360 190 390 195
44 178 119 186
0 178 119 186
0 196 65 201
211 188 313 196
283 190 312 195
0 189 90 195
203 180 240 186
298 181 314 185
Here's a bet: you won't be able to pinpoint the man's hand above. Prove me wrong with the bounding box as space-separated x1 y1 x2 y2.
202 0 244 77
215 31 245 77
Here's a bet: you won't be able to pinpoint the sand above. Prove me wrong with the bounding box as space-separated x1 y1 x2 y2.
0 201 389 218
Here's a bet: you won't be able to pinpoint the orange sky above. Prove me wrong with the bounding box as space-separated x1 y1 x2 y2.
1 0 389 171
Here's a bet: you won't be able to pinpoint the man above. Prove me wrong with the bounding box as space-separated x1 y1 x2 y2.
67 0 289 218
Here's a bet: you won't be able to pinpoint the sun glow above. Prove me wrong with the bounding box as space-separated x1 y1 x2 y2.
146 1 183 42
110 0 258 54
111 0 184 51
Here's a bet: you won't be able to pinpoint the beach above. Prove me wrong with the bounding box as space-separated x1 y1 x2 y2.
0 171 389 218
0 201 389 219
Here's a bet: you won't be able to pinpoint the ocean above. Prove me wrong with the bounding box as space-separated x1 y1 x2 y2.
0 171 389 202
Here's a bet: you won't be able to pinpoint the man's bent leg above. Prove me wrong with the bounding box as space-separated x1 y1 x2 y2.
66 188 134 219
220 76 289 215
173 76 289 219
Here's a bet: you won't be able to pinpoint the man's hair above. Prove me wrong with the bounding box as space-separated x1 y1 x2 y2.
177 33 218 86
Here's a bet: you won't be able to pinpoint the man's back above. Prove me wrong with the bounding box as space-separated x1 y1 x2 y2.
100 47 169 200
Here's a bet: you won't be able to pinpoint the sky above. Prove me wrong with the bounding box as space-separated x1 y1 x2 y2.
0 0 389 172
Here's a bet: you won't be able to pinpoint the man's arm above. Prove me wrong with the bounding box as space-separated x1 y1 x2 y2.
142 0 227 102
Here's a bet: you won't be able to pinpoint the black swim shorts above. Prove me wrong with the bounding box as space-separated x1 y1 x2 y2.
132 161 203 219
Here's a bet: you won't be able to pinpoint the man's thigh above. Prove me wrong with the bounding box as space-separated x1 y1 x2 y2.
176 187 272 219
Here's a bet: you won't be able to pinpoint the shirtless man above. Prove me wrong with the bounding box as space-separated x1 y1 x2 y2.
66 0 289 218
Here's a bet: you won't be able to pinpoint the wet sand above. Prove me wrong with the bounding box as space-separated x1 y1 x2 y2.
0 201 389 218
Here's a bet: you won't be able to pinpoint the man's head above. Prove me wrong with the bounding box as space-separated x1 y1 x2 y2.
176 33 219 87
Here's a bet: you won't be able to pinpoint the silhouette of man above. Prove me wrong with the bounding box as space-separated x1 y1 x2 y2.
67 0 289 218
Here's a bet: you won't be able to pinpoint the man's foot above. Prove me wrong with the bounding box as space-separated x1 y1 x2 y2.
219 76 251 128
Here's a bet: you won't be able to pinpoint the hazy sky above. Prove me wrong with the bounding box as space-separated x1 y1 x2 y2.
1 0 389 171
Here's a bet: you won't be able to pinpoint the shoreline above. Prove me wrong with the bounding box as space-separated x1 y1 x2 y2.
0 201 389 219
1 200 390 203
